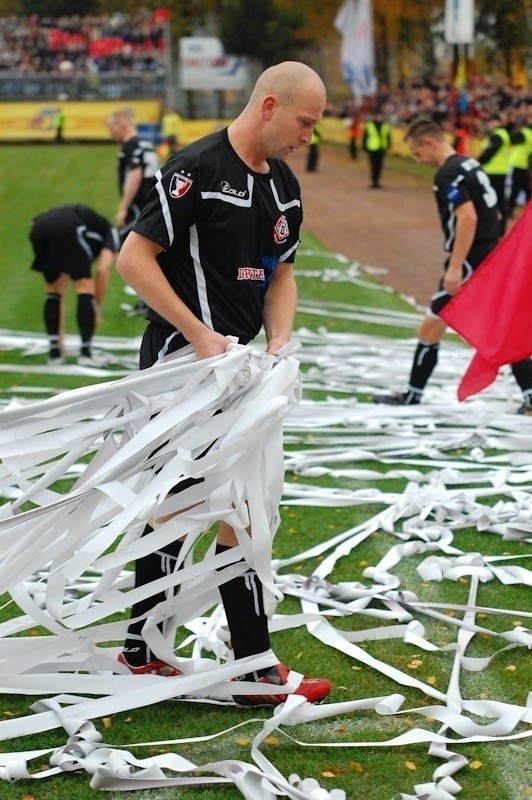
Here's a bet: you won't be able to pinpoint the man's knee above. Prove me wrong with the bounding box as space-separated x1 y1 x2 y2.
417 316 446 344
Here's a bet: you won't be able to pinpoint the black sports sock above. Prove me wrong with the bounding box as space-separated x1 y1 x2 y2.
123 524 183 666
510 359 532 400
76 293 96 357
44 292 61 357
407 341 440 397
216 543 271 679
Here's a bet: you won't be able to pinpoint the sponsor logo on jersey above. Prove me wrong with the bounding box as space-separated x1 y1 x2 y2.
170 172 193 198
273 214 289 244
237 267 266 281
220 180 248 199
445 185 462 204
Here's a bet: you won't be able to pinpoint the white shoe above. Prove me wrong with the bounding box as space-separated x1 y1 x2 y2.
77 353 108 367
47 356 64 366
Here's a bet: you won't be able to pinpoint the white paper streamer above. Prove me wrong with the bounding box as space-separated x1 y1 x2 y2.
0 294 531 799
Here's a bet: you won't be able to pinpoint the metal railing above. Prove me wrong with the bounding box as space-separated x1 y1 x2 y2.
0 72 167 101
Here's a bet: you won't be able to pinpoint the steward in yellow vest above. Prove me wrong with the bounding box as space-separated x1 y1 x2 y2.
306 123 322 172
478 114 511 234
362 111 391 188
509 118 532 214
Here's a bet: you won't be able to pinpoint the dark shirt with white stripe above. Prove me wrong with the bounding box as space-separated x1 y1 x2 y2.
30 204 120 280
118 136 159 224
133 127 303 344
433 154 500 255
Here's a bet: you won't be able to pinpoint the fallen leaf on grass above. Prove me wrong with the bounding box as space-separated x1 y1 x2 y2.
506 665 517 672
404 761 417 771
236 737 251 746
265 736 279 746
102 717 112 729
349 762 365 772
469 760 483 769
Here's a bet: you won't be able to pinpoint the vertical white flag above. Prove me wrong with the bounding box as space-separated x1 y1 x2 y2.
444 0 474 44
334 0 377 102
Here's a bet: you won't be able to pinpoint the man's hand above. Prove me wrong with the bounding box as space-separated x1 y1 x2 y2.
443 264 462 295
115 205 127 228
266 337 289 355
190 329 232 361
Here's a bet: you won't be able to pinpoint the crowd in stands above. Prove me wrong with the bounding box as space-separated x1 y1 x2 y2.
0 10 169 75
0 11 530 133
334 74 531 137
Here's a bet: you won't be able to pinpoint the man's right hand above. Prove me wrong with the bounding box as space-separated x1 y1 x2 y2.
190 329 233 361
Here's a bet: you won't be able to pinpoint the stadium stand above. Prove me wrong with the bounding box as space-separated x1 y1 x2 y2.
0 9 170 100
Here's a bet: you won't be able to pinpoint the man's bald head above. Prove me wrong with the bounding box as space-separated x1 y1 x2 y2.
249 61 326 108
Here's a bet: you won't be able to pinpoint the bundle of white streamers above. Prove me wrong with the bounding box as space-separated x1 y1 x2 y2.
0 304 531 799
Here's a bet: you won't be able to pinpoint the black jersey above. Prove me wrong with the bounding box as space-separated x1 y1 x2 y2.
433 155 500 254
30 204 120 281
117 136 159 223
133 127 303 344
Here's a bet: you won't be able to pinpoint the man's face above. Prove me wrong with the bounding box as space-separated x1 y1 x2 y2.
406 136 437 165
106 117 123 142
265 90 325 161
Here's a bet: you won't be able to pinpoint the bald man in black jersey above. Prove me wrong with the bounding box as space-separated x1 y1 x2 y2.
374 117 532 414
115 62 332 706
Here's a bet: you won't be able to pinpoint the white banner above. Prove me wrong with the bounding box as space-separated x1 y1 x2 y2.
179 37 249 91
334 0 377 102
444 0 475 44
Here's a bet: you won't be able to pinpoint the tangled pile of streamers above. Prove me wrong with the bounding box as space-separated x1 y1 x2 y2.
0 279 530 799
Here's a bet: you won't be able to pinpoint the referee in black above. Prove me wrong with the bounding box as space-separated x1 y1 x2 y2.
115 61 332 706
30 204 120 366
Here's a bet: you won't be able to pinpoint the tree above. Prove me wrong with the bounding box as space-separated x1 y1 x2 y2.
475 0 531 82
18 0 98 13
218 0 309 68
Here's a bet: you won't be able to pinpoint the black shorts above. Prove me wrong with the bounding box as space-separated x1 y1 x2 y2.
430 240 498 316
30 219 93 283
141 321 211 496
139 322 189 370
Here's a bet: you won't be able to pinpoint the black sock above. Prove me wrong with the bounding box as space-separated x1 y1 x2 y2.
407 341 439 398
216 543 271 679
123 524 183 666
510 359 532 400
77 293 96 357
44 292 61 357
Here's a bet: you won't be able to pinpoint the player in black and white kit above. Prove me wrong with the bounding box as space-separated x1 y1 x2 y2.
134 125 303 365
107 108 159 315
106 108 159 229
30 203 120 365
374 117 532 413
115 62 332 705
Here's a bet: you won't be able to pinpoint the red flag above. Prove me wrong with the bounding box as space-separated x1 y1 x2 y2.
440 202 532 401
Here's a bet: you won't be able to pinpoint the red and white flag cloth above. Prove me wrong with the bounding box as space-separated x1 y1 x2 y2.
440 202 532 401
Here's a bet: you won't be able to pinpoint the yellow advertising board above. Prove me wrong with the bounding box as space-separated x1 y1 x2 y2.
0 100 162 141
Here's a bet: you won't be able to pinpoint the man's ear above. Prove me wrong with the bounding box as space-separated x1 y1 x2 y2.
262 95 276 120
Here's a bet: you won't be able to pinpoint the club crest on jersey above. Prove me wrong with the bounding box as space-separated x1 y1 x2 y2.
273 214 289 244
170 172 193 199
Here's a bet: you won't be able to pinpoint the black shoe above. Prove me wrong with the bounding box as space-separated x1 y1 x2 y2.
372 391 420 406
516 401 532 416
